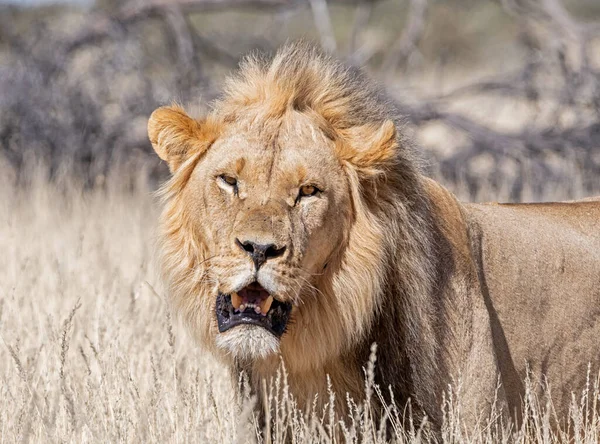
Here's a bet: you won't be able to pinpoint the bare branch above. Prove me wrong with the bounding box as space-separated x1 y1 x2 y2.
382 0 427 77
348 1 372 57
65 0 298 53
308 0 337 52
162 6 195 71
122 0 296 16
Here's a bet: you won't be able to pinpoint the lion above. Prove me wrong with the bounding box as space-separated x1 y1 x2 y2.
148 43 600 431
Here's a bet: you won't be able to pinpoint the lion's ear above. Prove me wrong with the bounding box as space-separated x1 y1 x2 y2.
337 120 398 177
148 105 217 172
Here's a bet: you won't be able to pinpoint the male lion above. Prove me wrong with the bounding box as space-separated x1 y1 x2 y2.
148 43 600 430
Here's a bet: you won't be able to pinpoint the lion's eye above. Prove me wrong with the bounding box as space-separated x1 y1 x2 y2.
298 184 320 198
219 174 238 187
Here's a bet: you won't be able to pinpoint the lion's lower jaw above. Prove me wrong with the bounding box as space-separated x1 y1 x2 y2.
215 324 280 360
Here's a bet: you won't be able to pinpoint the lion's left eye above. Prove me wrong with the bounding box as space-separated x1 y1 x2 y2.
298 184 320 198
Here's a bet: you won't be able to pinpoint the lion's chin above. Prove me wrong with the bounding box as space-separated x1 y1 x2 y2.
215 324 280 360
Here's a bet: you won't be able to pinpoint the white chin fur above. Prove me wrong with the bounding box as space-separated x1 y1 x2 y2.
215 324 280 360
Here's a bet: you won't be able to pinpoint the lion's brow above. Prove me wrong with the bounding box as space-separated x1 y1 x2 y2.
264 122 284 202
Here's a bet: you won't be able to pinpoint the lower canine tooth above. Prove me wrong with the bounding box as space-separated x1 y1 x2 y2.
239 304 246 311
254 305 261 314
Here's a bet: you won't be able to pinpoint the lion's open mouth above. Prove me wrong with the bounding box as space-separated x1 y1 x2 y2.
216 282 292 337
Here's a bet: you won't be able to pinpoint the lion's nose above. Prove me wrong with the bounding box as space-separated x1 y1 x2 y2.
235 238 286 269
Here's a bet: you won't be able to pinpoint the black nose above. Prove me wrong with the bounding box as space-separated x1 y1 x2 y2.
235 239 286 269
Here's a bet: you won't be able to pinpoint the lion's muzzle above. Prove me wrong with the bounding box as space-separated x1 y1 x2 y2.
216 282 292 337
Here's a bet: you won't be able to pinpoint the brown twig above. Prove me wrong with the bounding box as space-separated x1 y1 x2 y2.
382 0 427 77
348 1 373 58
308 0 337 52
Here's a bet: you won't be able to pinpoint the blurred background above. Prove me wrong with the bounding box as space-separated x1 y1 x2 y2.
1 0 600 201
1 3 599 440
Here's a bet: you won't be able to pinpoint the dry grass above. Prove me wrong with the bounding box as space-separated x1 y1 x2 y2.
1 161 600 443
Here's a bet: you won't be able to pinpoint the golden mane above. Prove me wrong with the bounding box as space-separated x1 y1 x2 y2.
152 42 456 426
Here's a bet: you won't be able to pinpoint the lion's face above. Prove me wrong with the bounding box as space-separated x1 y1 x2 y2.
190 113 351 358
149 47 402 367
152 109 357 360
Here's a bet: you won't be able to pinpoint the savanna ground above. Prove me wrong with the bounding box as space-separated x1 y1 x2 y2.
2 0 600 442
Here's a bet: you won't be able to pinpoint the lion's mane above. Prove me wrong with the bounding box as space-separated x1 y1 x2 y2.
157 43 456 423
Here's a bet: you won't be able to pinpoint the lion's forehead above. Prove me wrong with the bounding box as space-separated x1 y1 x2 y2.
205 123 340 187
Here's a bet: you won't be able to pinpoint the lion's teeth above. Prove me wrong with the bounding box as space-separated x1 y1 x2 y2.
259 295 274 314
231 292 242 309
236 298 273 315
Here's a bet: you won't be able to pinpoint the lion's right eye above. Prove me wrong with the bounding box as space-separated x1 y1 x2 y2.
218 174 239 195
219 174 238 187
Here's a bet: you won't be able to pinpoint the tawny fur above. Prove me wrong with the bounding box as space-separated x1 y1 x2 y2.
149 43 600 430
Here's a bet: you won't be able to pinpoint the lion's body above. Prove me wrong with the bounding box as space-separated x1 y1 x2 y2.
148 43 600 431
464 199 600 418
